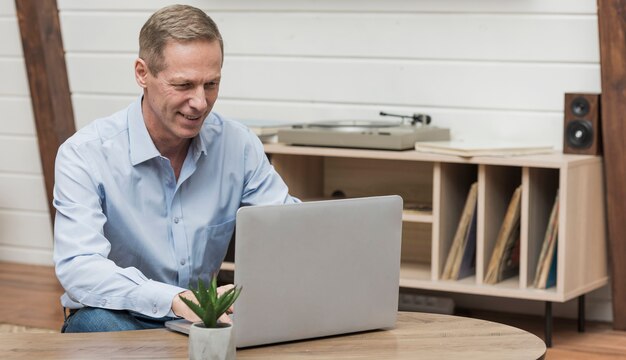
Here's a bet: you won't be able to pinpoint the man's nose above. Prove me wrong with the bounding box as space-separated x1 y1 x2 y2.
189 86 207 110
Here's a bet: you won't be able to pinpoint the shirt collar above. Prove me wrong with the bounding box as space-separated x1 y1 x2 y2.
191 127 209 161
128 96 161 166
128 96 210 166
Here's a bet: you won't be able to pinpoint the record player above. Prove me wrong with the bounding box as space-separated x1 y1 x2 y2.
277 112 450 150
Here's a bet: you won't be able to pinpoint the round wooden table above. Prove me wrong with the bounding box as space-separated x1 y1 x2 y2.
0 312 546 359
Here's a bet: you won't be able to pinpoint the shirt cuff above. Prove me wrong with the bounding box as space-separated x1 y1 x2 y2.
137 279 186 318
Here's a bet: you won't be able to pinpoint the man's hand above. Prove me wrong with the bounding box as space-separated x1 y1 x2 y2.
171 284 236 324
171 290 201 323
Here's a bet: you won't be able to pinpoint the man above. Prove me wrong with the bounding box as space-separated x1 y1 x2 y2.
54 4 298 333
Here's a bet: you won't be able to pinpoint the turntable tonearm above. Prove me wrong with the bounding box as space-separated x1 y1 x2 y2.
277 112 450 150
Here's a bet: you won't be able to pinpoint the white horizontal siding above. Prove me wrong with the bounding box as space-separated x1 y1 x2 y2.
0 18 22 57
72 95 563 149
0 174 48 212
61 12 599 63
58 0 596 14
0 58 29 96
0 97 36 135
66 54 600 112
0 210 52 249
0 245 53 266
0 1 15 16
72 94 135 129
0 136 42 174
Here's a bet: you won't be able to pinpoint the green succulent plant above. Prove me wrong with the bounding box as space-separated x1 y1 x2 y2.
179 274 242 328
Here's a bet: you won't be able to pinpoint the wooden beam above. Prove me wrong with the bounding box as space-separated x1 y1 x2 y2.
598 0 626 330
15 0 76 222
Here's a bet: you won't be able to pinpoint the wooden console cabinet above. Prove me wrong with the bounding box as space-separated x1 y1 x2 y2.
259 143 607 304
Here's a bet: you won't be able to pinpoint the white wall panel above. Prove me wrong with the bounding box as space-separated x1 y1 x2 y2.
0 97 35 135
72 94 135 129
66 54 138 96
61 12 599 63
220 58 600 112
73 95 563 149
0 210 52 249
60 13 144 54
0 19 23 56
66 54 600 113
214 100 563 148
58 0 596 14
0 245 53 266
0 1 15 16
0 174 48 212
0 58 29 96
0 136 42 174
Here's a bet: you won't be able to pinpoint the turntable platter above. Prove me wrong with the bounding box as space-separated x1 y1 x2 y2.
307 120 397 133
279 120 451 150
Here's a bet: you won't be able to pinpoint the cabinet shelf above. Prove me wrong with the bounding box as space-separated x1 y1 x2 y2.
254 143 608 304
402 209 433 223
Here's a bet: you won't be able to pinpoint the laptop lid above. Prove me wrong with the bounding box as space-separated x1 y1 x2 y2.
233 195 403 348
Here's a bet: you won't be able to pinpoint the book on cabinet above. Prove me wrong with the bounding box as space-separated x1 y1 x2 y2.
441 182 478 280
533 193 559 289
484 185 523 285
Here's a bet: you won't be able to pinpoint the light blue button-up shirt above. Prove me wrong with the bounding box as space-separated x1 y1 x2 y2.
53 97 298 318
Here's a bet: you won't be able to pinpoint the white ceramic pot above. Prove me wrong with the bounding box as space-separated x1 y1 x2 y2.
188 322 236 360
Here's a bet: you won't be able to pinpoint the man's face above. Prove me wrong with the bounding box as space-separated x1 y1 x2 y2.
135 39 222 147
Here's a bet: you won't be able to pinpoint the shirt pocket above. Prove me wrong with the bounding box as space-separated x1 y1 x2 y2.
192 218 236 278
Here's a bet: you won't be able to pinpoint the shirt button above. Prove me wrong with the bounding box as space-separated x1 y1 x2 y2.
173 217 180 224
152 305 158 314
101 299 107 306
180 259 186 265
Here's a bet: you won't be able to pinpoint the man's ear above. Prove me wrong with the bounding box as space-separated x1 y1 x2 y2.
135 58 149 88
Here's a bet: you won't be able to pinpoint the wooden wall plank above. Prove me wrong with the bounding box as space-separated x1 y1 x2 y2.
0 59 29 95
0 211 52 249
60 12 599 63
0 174 48 211
0 1 15 16
0 19 23 56
71 95 563 147
15 0 76 221
0 246 53 265
57 0 596 14
66 55 600 112
598 0 626 330
0 137 42 174
0 98 35 135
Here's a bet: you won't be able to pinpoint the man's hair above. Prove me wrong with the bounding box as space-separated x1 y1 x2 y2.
139 4 223 75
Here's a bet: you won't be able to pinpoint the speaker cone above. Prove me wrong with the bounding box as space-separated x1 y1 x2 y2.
570 97 590 117
565 119 593 149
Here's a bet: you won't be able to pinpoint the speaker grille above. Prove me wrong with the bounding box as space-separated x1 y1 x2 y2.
565 119 594 149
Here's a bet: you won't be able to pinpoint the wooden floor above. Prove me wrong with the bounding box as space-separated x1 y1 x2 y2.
2 261 626 359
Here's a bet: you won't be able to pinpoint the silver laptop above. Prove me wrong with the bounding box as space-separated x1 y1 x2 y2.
167 195 403 348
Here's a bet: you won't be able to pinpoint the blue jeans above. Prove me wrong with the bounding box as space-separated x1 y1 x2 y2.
61 307 176 333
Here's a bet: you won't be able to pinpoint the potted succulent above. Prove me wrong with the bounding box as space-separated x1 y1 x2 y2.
180 274 242 360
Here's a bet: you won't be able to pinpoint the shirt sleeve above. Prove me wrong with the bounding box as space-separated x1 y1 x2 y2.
240 129 301 206
53 141 185 318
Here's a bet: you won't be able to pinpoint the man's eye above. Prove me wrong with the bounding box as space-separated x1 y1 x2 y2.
205 82 219 89
174 83 191 89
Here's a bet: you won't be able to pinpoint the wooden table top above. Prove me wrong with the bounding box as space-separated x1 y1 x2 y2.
0 312 546 359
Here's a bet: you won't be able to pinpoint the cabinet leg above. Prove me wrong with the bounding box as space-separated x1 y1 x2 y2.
578 294 586 333
545 301 552 348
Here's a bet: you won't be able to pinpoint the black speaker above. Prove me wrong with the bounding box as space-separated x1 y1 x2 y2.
563 93 601 155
